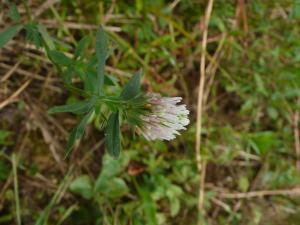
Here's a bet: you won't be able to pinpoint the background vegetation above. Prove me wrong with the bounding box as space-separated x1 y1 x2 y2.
1 0 300 224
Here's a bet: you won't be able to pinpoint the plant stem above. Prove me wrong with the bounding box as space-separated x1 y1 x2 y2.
12 153 21 225
195 0 214 222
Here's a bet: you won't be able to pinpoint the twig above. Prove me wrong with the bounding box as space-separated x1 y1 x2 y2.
1 61 21 82
40 20 121 32
0 62 56 82
219 188 300 199
211 197 230 212
33 0 60 19
103 0 116 23
237 0 249 33
0 79 31 110
195 0 214 217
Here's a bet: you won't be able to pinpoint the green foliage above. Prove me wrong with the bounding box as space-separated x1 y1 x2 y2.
41 26 147 157
96 177 128 198
8 3 20 22
1 1 300 225
0 130 12 145
0 25 22 48
0 160 10 180
120 69 143 100
70 155 130 200
0 17 147 157
37 24 55 50
95 26 109 94
48 97 96 114
48 50 73 66
105 112 121 158
74 36 90 59
65 110 94 157
69 175 93 200
24 23 43 48
248 132 278 156
136 184 157 225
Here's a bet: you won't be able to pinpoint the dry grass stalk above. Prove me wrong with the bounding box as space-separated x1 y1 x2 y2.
294 101 300 171
195 0 214 219
0 79 31 110
219 188 300 199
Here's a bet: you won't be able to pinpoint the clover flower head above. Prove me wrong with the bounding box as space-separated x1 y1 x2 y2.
136 93 189 141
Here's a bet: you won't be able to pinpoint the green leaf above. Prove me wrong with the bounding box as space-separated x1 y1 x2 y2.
166 185 183 217
98 154 130 178
95 26 109 94
84 71 98 93
0 130 13 145
84 72 118 94
94 153 130 193
73 63 85 80
95 176 128 198
65 110 94 157
105 111 121 158
75 36 90 59
105 178 128 198
0 25 22 49
136 185 157 225
61 67 73 84
120 69 143 100
64 84 90 97
87 55 97 67
25 23 42 49
38 24 55 50
0 160 10 180
48 97 97 114
254 73 267 96
51 37 73 50
48 50 73 66
8 3 21 22
249 131 277 156
69 175 93 200
104 74 119 86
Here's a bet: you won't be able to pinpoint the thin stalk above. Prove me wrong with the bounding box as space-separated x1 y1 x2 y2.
195 0 214 222
12 153 21 225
